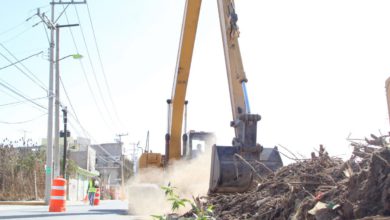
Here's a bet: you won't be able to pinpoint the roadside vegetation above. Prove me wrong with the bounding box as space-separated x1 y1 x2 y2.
0 143 45 201
152 183 215 220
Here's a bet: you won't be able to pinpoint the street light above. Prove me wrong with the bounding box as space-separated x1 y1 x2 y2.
57 54 83 62
53 51 82 179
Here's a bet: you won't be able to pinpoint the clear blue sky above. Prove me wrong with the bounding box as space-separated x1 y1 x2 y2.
1 0 390 160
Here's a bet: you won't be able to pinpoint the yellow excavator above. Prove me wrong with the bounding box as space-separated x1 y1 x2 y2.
139 0 283 193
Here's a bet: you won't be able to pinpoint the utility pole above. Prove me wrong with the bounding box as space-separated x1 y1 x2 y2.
44 1 55 205
53 24 60 179
116 133 128 199
53 23 78 179
37 0 86 205
130 142 141 175
61 107 68 177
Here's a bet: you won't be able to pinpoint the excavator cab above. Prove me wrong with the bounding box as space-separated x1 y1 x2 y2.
182 131 216 160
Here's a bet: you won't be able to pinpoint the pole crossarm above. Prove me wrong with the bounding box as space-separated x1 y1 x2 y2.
56 24 79 28
51 0 87 5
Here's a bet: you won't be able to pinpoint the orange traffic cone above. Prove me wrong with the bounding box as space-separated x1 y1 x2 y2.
94 188 100 206
49 177 66 212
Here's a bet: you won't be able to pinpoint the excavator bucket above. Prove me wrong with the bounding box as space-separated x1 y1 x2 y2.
209 145 253 193
209 145 283 193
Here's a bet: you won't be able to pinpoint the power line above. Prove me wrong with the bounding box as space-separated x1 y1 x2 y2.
0 96 47 107
0 44 48 92
66 115 112 164
65 108 121 161
74 6 117 131
0 51 43 71
0 25 34 44
66 111 121 162
85 3 123 129
59 77 80 122
0 86 46 113
42 22 50 45
0 86 23 103
0 113 47 124
0 79 47 110
0 51 48 93
0 20 28 37
63 8 115 133
67 112 89 140
67 121 83 139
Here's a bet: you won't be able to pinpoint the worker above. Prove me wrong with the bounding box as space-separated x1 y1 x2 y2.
87 177 98 206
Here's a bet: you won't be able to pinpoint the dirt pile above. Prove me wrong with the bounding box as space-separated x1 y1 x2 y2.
205 135 390 220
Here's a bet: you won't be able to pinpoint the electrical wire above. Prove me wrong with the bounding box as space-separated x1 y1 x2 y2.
0 112 47 124
0 51 48 93
66 110 123 162
64 115 117 163
0 25 34 44
0 20 28 37
67 121 83 139
0 96 47 107
0 79 47 110
0 86 23 103
66 110 131 169
0 86 46 113
42 22 50 45
85 3 124 129
59 76 111 163
73 6 116 130
0 44 48 92
64 8 115 133
59 77 80 123
0 51 43 71
67 112 89 140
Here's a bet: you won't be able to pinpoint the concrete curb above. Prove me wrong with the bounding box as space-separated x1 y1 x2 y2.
0 201 45 205
0 200 87 206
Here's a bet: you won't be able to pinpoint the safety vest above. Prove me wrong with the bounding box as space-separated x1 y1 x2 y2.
88 179 97 193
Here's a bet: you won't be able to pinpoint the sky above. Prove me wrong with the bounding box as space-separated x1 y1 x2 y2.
1 0 390 162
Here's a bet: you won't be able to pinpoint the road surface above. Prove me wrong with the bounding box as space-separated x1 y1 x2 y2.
0 200 150 220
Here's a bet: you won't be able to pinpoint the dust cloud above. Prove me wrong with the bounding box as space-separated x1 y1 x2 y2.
127 149 212 216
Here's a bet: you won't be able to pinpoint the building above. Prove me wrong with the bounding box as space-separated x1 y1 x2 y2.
67 137 99 201
42 136 100 201
91 143 133 199
68 137 97 172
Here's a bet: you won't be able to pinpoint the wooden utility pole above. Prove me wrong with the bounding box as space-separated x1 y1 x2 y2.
116 133 128 199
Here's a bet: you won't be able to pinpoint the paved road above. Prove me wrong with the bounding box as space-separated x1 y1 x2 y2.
0 200 150 220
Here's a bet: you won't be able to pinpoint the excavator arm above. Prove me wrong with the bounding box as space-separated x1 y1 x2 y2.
166 0 282 193
166 0 202 163
217 0 261 146
208 0 263 193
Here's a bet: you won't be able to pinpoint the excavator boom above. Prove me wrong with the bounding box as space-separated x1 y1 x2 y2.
166 0 202 163
165 0 282 193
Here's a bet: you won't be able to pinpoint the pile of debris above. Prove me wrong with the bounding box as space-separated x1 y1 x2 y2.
205 135 390 220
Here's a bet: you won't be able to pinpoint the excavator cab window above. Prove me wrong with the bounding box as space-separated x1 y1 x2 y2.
183 131 216 160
